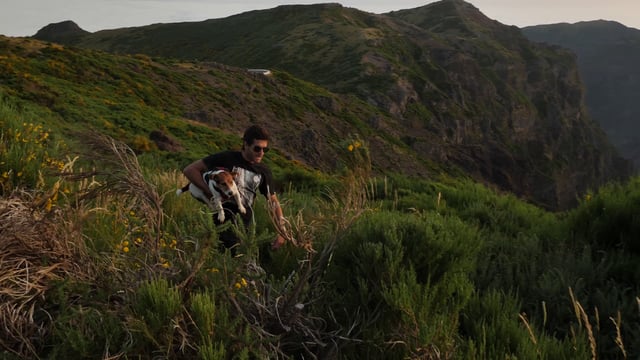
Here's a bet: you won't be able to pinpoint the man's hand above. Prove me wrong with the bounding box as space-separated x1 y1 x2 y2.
271 234 286 250
268 196 288 250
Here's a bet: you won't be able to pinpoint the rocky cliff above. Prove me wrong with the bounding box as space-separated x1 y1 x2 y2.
523 20 640 170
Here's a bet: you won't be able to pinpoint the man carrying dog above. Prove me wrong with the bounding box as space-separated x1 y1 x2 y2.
182 125 287 252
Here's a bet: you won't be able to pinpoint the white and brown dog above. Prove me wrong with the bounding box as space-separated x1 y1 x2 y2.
176 169 246 222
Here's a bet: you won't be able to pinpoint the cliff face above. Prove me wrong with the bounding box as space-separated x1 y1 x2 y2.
31 0 632 209
386 0 632 209
523 21 640 170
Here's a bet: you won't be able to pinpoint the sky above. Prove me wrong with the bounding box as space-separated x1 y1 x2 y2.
1 0 639 37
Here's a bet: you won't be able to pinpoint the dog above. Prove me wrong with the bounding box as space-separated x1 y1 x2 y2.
176 169 246 222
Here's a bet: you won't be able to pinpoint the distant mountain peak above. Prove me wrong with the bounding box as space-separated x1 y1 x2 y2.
387 0 505 36
32 20 89 43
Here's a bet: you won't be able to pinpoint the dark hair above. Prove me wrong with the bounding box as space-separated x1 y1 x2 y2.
242 125 270 144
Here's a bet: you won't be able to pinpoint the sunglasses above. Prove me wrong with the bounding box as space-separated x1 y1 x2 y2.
252 145 270 153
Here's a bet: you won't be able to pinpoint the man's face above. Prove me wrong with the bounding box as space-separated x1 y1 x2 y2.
242 139 269 164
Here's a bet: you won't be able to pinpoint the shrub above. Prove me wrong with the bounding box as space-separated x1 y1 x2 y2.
323 210 480 358
47 304 127 359
130 278 183 356
567 177 640 256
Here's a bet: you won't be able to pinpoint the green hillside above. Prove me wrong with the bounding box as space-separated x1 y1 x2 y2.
0 35 446 183
2 30 640 358
33 0 632 210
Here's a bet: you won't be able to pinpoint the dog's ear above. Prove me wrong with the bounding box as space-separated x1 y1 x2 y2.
230 171 239 178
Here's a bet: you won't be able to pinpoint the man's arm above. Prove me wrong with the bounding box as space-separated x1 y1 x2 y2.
270 193 287 250
270 193 284 220
183 159 213 198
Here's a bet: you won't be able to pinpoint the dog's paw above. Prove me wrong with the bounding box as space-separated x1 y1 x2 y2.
217 211 225 222
238 205 246 214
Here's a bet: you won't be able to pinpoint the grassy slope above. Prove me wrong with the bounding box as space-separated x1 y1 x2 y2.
0 35 448 186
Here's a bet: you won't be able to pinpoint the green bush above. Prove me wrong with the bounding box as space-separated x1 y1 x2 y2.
567 178 640 256
190 290 228 360
323 210 480 358
47 305 127 359
133 278 182 345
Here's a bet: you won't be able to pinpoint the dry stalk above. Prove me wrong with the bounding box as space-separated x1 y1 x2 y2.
518 312 538 346
610 311 627 359
519 311 544 360
579 303 597 360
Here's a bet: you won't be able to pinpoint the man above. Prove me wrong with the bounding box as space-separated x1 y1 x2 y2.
182 125 286 252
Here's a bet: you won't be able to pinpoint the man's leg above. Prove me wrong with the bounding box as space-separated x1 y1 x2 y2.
215 208 252 255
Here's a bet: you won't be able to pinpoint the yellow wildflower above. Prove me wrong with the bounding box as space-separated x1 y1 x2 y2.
123 246 130 253
347 144 354 152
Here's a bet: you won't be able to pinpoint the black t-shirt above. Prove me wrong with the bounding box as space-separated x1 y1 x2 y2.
202 151 275 211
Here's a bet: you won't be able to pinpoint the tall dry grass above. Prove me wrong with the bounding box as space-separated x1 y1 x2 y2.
0 189 93 358
74 132 165 256
518 287 632 360
0 131 171 358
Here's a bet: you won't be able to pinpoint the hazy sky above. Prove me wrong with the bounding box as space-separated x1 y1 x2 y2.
1 0 638 37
